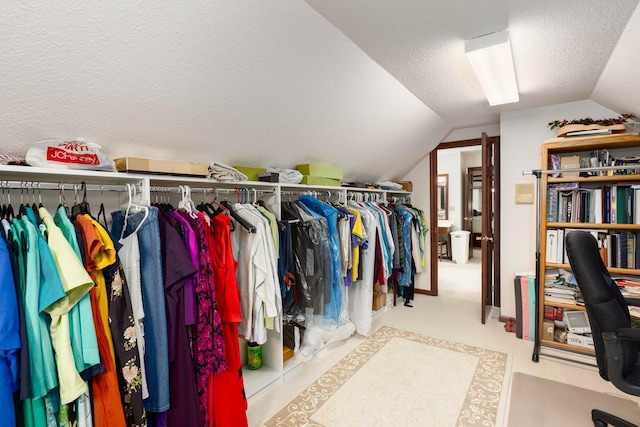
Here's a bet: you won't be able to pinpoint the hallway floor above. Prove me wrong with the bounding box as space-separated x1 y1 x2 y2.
247 254 640 426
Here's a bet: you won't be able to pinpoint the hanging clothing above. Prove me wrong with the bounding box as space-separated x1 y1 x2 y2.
0 231 20 427
53 207 101 380
346 202 379 337
205 212 248 427
12 215 61 402
157 213 202 427
111 208 170 414
38 208 94 405
298 196 343 324
118 231 149 400
231 203 280 344
74 214 127 427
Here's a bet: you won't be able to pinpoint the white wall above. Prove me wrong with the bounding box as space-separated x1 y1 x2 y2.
499 99 619 317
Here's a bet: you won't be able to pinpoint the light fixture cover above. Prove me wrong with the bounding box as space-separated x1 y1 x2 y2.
465 30 519 106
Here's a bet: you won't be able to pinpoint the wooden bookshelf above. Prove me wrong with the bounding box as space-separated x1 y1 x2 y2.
537 133 640 358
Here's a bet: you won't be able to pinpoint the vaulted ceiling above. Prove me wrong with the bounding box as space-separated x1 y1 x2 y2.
1 1 638 182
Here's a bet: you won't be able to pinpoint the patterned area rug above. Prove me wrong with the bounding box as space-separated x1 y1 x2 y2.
264 325 508 426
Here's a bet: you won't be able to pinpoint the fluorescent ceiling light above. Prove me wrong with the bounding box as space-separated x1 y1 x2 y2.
465 30 519 106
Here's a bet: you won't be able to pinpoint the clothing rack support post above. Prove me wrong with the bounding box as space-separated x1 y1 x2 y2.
530 169 542 362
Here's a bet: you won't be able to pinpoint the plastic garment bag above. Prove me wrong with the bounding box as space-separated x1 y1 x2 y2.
298 196 345 324
281 202 324 318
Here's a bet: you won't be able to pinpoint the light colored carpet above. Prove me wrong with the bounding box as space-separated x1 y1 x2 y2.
507 372 640 426
264 325 509 426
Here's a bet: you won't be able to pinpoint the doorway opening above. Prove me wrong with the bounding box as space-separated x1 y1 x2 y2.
427 135 501 324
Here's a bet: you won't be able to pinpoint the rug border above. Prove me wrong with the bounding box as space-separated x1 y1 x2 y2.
264 325 509 427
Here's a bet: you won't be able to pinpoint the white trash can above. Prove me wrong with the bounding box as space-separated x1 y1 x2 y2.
450 230 470 264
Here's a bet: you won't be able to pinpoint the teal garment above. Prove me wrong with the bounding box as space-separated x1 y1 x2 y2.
22 396 47 427
53 207 100 374
17 217 63 399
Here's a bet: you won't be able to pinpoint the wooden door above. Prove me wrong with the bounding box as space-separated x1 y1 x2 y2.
481 132 494 324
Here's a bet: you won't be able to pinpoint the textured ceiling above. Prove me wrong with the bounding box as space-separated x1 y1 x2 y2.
0 1 639 183
305 0 640 129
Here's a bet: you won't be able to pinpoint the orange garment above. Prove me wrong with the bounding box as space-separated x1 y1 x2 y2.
88 289 126 427
75 215 126 427
75 214 117 363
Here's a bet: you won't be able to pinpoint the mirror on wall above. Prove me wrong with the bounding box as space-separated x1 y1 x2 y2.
437 174 448 220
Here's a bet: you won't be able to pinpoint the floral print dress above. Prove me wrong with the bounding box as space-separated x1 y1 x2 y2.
176 211 226 426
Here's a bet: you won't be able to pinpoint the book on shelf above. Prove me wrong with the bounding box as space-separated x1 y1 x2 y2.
544 306 564 321
546 229 558 263
594 188 603 223
547 188 559 222
544 294 577 304
566 129 612 137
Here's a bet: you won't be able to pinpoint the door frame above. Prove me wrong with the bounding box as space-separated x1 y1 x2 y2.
426 136 501 308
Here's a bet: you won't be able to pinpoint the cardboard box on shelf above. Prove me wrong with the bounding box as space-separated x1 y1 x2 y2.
115 157 208 176
399 181 413 192
297 164 343 180
233 166 267 181
566 332 594 349
542 320 555 341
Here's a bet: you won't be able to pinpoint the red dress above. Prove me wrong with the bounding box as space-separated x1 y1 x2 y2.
205 213 248 427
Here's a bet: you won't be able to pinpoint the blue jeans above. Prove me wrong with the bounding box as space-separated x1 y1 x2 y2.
111 207 169 412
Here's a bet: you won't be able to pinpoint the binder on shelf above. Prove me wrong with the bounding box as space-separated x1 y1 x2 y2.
556 229 565 264
546 229 558 263
594 188 603 224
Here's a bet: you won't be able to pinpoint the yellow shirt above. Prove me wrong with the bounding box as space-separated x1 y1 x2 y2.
39 207 95 404
346 207 364 282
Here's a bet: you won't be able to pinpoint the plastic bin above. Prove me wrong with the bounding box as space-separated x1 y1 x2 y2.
450 230 470 264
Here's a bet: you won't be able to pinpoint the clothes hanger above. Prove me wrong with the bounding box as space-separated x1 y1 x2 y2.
120 183 149 241
71 181 91 217
96 185 109 230
177 185 198 218
220 195 256 233
57 183 71 218
6 183 14 221
17 182 27 218
29 182 42 224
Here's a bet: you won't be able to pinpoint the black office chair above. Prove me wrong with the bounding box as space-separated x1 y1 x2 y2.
566 231 640 427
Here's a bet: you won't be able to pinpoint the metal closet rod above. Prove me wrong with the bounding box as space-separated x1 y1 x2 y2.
523 163 640 176
0 180 141 192
149 186 276 195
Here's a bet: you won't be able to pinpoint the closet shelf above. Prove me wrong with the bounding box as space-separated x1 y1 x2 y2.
0 164 148 185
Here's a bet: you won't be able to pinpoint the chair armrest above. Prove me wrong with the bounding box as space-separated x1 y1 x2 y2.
613 327 640 342
602 331 640 397
624 297 640 307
